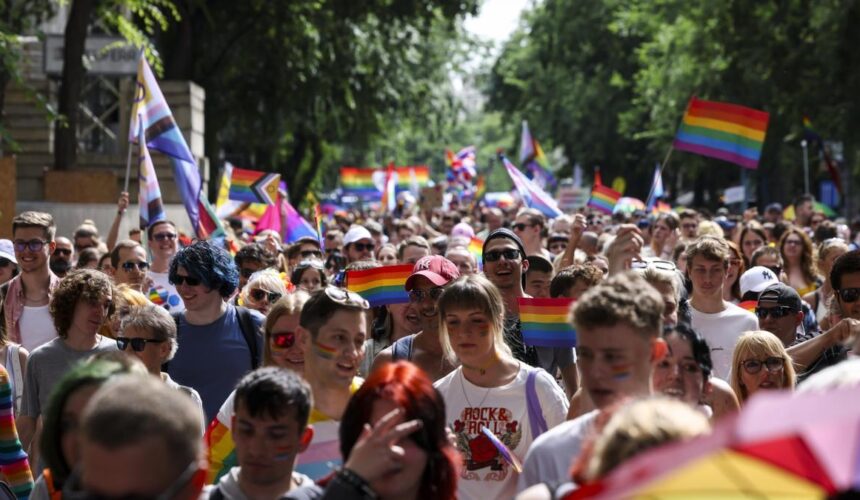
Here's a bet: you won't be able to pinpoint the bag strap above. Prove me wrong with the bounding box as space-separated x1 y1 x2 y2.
526 369 549 440
10 345 21 412
235 306 261 369
391 335 414 362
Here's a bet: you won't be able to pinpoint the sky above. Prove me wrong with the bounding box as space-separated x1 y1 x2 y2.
463 0 531 53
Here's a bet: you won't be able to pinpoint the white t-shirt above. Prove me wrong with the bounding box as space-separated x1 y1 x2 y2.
518 410 598 492
147 271 185 313
18 305 57 353
434 365 568 500
690 301 759 379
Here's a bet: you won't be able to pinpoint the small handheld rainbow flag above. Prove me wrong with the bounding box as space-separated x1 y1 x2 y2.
468 236 484 270
346 264 413 307
518 297 576 348
313 204 324 250
738 300 757 313
588 184 621 215
673 97 770 170
481 426 522 473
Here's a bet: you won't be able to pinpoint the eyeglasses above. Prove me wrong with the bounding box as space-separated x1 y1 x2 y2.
170 274 202 287
351 242 375 252
513 223 534 232
483 249 522 262
408 287 445 303
249 289 282 303
754 306 795 319
152 232 178 242
116 337 166 352
300 250 323 259
121 261 150 272
324 286 370 309
270 331 296 349
741 356 785 375
53 248 72 257
0 258 12 268
837 287 860 303
13 239 47 253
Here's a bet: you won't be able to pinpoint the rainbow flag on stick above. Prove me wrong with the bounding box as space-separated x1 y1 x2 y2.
346 264 413 307
518 297 576 348
673 97 770 170
228 167 280 205
588 185 621 214
468 236 484 270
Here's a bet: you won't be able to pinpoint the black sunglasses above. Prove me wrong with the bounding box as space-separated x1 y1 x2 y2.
13 239 47 253
249 289 282 303
121 261 150 272
408 287 445 303
754 306 794 319
741 356 784 375
152 232 177 242
301 250 323 259
351 242 375 252
483 249 522 263
53 248 72 257
837 288 860 303
116 337 166 352
270 331 296 349
170 275 202 287
512 223 534 232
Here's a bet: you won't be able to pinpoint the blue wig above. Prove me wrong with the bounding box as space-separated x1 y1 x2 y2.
169 240 239 298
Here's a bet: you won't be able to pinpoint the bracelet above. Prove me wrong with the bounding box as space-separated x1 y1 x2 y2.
336 468 378 499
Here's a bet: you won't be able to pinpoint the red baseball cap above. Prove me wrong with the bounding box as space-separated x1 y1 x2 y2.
405 255 460 291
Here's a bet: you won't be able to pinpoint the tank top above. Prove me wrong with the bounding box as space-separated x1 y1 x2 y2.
390 334 415 361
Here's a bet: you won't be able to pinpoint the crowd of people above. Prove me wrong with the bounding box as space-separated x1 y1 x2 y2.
0 189 857 499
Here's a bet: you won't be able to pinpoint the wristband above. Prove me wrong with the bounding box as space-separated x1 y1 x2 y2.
337 468 378 499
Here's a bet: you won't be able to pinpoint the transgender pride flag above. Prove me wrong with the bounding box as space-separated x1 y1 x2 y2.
502 156 562 218
136 121 165 230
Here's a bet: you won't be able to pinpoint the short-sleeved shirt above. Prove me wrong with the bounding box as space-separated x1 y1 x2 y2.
518 410 599 492
21 336 118 419
167 305 264 422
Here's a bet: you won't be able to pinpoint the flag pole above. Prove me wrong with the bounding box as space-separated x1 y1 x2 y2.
645 146 673 210
124 115 140 193
801 139 810 194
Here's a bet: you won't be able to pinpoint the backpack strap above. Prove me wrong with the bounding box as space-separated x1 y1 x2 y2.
526 369 549 440
391 335 414 362
235 306 261 368
9 345 21 414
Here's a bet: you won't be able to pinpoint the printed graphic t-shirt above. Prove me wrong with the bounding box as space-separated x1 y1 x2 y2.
434 365 568 500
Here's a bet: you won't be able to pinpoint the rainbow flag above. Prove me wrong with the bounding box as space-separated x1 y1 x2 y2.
228 167 280 205
468 236 484 270
340 166 430 197
313 204 324 250
673 97 770 170
518 297 576 348
588 184 621 214
502 156 562 218
651 200 672 214
739 300 757 313
346 264 412 307
380 163 396 214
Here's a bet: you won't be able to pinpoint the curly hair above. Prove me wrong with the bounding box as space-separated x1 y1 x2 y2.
50 269 116 338
572 271 663 338
235 242 278 269
169 240 239 298
778 226 820 285
550 264 604 298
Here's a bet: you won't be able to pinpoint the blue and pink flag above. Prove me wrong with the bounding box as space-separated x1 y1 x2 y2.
645 164 665 211
136 122 165 230
284 200 317 243
502 156 562 218
520 121 556 190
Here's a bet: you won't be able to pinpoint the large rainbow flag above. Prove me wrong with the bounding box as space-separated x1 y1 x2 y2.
518 297 577 348
340 166 430 197
588 184 621 214
346 264 412 307
673 97 770 170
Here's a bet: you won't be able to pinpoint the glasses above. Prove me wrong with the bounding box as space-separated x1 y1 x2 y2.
152 232 178 242
0 258 12 268
53 248 72 257
121 261 150 272
741 356 785 375
513 223 534 232
483 249 522 262
837 288 860 303
301 250 323 259
324 286 370 309
270 331 296 349
170 274 202 287
408 287 445 303
249 289 282 303
784 239 803 247
754 306 794 319
351 242 375 252
13 239 47 253
116 337 166 352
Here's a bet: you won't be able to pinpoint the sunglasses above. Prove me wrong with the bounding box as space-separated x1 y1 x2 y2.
121 261 150 272
409 287 445 303
741 356 784 375
13 239 47 253
53 248 72 257
483 249 522 262
116 337 166 352
754 306 795 319
0 258 12 268
270 331 296 349
351 242 375 252
170 274 202 287
249 289 282 303
512 223 534 232
324 286 370 309
837 287 860 303
152 232 178 242
301 250 323 259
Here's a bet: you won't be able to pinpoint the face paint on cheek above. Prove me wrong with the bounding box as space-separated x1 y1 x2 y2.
274 446 293 461
611 363 633 380
312 341 338 360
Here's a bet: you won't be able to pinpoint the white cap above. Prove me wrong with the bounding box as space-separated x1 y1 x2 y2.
740 266 779 297
0 240 16 264
342 225 373 247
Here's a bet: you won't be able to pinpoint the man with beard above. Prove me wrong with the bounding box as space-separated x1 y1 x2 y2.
49 237 75 277
371 255 460 381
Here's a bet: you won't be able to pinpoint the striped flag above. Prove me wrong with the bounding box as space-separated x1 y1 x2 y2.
502 156 562 218
380 163 397 214
518 297 577 348
284 200 317 243
588 184 622 215
468 236 484 270
136 121 165 230
346 264 412 307
645 164 665 211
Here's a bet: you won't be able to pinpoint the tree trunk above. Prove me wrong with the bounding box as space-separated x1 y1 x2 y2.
54 0 95 170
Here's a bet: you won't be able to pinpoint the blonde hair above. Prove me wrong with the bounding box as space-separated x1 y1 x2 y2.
101 285 151 339
241 269 288 304
585 397 710 480
696 221 723 238
640 266 682 302
437 274 512 364
263 291 310 366
729 330 797 402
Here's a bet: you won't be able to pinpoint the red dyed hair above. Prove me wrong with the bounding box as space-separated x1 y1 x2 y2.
339 361 460 500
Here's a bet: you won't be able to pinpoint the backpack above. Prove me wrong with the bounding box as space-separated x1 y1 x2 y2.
169 306 261 369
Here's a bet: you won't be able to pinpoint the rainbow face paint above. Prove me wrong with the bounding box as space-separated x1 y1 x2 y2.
274 446 293 461
313 341 338 360
611 364 633 380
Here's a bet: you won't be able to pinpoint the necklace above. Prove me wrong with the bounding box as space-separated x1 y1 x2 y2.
460 368 492 409
461 353 500 376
